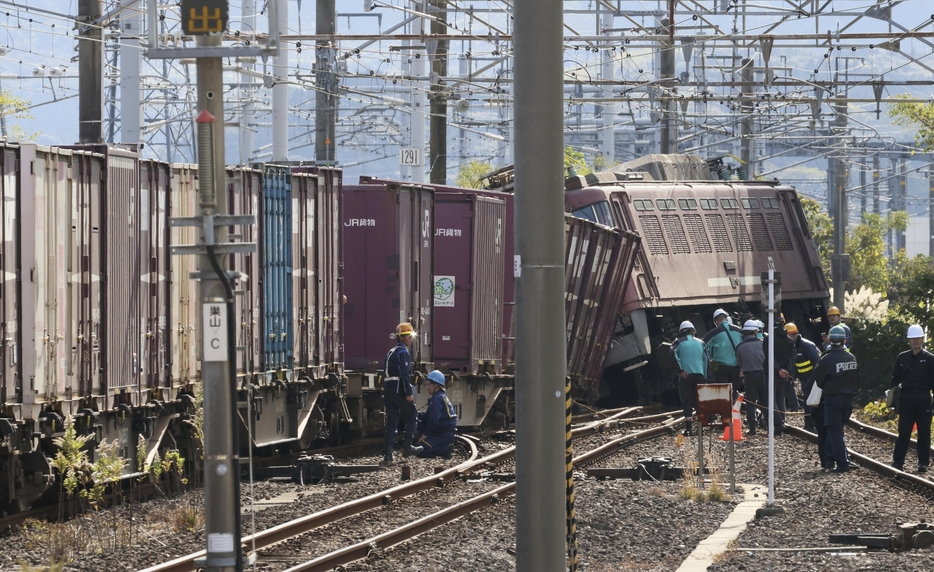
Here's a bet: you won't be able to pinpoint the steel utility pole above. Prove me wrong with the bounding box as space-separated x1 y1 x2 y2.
429 0 448 184
78 0 103 143
272 0 288 161
119 0 141 145
514 0 566 570
659 18 675 154
315 0 336 164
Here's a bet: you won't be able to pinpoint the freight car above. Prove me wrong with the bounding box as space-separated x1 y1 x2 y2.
564 171 830 405
0 142 639 515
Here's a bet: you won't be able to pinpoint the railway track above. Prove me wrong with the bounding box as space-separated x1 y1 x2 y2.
785 425 934 491
140 409 681 572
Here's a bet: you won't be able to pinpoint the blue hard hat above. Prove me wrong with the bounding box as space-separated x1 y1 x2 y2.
829 325 847 342
427 370 446 386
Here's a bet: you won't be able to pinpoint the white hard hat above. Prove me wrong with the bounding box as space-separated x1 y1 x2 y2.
679 320 695 331
742 319 760 332
756 320 764 329
713 309 728 320
907 324 925 339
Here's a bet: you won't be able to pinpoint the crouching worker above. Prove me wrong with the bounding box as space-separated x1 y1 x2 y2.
416 370 458 458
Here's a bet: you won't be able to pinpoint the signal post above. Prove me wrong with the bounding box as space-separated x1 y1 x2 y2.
150 1 278 569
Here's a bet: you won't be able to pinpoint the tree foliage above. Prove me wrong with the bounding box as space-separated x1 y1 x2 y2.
0 89 37 141
800 196 832 281
888 94 934 152
455 160 495 189
846 211 908 293
563 146 592 176
889 254 934 335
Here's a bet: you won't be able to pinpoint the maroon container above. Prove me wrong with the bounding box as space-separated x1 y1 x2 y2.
564 216 641 392
290 167 344 378
359 177 516 366
432 194 505 374
139 159 172 394
342 181 434 370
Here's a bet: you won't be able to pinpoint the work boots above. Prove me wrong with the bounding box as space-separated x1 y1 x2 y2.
682 419 694 436
402 439 424 458
380 444 394 467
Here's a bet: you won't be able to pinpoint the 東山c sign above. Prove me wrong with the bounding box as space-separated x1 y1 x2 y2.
181 0 229 35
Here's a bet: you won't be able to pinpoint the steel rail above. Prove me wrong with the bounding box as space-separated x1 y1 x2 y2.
141 409 670 571
281 416 684 572
785 426 934 489
846 418 934 457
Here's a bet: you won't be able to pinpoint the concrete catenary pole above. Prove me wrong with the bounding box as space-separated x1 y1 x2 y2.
514 0 566 570
740 57 754 178
315 0 336 164
196 33 241 572
872 154 881 214
272 0 288 161
429 0 448 184
896 158 907 252
930 163 934 257
830 101 848 312
659 18 675 154
600 13 615 165
78 0 103 143
119 0 141 146
411 38 427 182
239 0 256 165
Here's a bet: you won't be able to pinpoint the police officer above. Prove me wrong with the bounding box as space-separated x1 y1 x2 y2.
671 321 706 436
382 322 423 466
890 325 933 473
811 325 859 473
736 320 766 435
821 306 852 351
416 370 458 458
703 309 744 396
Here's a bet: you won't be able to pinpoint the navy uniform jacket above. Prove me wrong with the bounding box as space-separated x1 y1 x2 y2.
813 347 858 396
795 336 822 394
419 390 457 437
890 349 934 394
764 326 796 373
384 341 414 397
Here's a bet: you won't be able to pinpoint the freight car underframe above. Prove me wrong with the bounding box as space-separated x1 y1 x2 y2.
599 297 830 407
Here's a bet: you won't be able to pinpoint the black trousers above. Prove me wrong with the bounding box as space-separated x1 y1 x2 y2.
893 392 933 468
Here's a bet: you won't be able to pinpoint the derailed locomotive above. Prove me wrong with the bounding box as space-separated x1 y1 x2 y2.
0 142 638 515
563 161 830 405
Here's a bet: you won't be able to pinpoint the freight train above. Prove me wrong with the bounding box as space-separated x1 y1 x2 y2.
0 142 637 515
562 156 831 405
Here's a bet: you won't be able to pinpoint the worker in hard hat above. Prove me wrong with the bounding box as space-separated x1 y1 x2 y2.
890 325 933 474
415 370 458 459
810 325 859 473
787 322 829 466
703 309 744 397
671 321 707 436
736 320 767 435
821 306 852 351
381 322 423 466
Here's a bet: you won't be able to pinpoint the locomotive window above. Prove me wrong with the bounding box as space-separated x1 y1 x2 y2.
762 197 780 208
741 198 760 209
656 199 676 210
678 198 698 210
592 200 614 226
720 198 740 209
700 198 718 210
634 199 654 211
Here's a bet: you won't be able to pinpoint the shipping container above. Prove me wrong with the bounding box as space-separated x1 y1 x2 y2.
342 181 434 370
432 194 506 374
290 167 343 378
168 164 200 388
139 160 171 397
261 166 294 376
0 145 17 407
226 167 263 383
358 177 516 366
564 216 640 395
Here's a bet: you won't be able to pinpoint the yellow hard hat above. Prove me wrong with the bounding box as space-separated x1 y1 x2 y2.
784 323 799 334
396 322 416 337
827 306 841 316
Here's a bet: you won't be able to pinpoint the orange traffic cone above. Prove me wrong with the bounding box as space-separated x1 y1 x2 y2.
721 395 745 442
